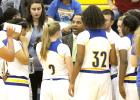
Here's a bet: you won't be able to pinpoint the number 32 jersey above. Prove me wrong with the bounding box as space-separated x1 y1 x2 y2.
77 29 111 71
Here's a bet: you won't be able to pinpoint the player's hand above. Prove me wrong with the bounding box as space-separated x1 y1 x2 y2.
68 83 74 97
62 27 71 33
19 35 28 44
7 26 14 38
119 84 126 99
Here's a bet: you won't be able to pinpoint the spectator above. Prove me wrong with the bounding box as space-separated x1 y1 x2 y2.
1 0 22 11
108 0 140 15
1 0 28 18
25 0 47 100
47 0 82 23
19 0 28 18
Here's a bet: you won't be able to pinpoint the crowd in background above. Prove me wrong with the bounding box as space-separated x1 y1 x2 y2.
0 0 140 100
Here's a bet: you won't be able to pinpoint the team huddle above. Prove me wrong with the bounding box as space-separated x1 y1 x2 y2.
0 0 140 100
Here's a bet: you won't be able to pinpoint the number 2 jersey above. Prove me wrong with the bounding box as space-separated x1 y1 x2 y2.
36 39 71 79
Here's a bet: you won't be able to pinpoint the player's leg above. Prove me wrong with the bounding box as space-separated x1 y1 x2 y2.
40 80 52 100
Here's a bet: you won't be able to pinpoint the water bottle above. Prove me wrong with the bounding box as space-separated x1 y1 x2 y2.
29 57 35 74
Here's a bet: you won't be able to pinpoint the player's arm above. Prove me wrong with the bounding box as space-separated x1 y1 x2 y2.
65 56 73 80
131 27 140 67
0 27 15 61
109 44 118 66
131 55 138 67
64 44 73 79
69 44 85 96
119 49 127 99
15 36 29 65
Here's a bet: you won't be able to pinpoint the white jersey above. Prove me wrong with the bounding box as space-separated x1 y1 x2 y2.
0 31 7 77
0 31 7 100
7 40 29 78
0 31 29 78
106 29 121 100
77 29 111 72
118 34 136 83
0 33 29 78
2 36 30 100
106 29 121 76
74 29 113 100
118 35 139 100
36 39 71 79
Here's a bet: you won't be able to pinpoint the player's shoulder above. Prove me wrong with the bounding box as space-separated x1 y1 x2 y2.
58 41 69 49
77 30 90 39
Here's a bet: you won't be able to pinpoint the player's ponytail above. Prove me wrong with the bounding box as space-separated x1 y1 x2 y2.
40 23 51 60
40 21 60 60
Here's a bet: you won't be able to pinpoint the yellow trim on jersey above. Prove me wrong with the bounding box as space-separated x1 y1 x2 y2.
81 67 107 71
58 54 64 58
124 76 136 81
6 77 29 85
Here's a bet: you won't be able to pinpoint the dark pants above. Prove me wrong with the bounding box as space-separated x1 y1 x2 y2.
0 7 2 17
29 71 43 100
